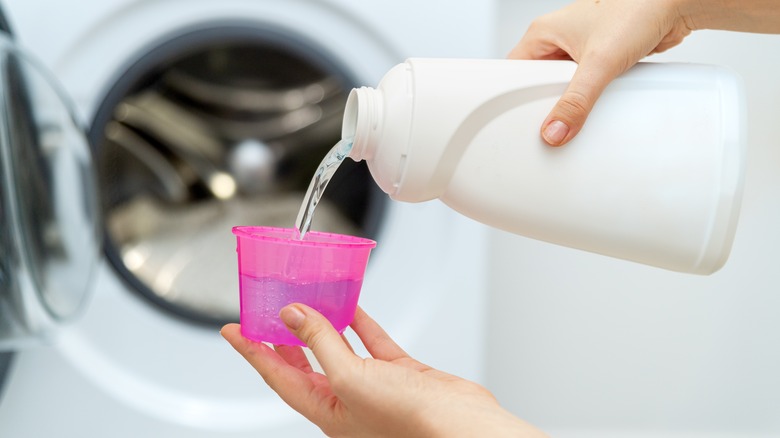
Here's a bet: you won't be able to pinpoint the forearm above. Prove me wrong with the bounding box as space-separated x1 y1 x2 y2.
678 0 780 33
421 404 549 438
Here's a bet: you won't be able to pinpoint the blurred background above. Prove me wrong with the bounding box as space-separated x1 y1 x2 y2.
0 0 777 437
488 2 780 437
0 1 491 436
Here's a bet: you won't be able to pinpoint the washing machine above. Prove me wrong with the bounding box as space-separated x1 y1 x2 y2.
0 1 495 436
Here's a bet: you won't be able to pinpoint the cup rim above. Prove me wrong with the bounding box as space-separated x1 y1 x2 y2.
232 226 376 248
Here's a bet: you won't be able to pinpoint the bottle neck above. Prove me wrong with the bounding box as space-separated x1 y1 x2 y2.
342 86 381 162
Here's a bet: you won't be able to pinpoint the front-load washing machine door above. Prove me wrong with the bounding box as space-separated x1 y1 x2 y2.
88 25 386 326
0 33 101 350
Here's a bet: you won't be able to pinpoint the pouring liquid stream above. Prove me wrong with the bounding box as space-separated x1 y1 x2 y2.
294 137 354 240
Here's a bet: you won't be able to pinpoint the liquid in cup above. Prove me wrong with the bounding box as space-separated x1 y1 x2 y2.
232 226 375 346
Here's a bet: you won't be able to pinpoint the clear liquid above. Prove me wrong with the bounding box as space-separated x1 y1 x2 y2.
239 275 362 346
294 138 353 240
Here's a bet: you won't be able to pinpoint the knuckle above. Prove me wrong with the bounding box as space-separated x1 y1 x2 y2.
526 18 545 33
557 90 591 119
300 324 327 350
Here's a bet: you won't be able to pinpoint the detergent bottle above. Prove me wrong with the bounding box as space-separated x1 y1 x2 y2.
342 58 746 274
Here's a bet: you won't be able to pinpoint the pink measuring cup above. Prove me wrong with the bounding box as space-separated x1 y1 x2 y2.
232 226 376 346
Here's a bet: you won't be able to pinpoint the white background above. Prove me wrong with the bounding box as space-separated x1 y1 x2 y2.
487 1 780 436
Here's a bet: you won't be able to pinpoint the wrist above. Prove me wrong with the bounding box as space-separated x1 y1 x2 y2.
673 0 780 33
671 0 713 31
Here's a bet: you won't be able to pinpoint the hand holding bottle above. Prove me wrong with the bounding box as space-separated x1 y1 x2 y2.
509 0 780 146
508 0 695 146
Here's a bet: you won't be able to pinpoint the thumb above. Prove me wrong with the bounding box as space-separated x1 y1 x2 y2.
280 303 355 375
542 60 619 146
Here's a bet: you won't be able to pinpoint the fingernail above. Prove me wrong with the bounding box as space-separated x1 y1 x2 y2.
280 305 305 330
543 120 569 145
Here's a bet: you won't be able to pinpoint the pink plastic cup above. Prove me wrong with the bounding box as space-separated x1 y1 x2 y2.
232 226 376 346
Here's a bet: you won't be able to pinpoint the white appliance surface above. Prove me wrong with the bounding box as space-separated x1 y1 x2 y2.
489 1 780 437
0 1 496 436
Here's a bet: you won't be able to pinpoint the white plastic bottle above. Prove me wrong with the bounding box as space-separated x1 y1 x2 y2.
343 58 746 274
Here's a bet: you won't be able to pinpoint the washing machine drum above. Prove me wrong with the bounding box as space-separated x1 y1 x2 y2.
0 34 101 346
89 27 385 326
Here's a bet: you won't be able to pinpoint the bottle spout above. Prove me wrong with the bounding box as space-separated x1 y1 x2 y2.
342 87 380 162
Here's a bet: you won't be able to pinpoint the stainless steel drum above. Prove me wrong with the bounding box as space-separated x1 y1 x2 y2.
89 26 386 325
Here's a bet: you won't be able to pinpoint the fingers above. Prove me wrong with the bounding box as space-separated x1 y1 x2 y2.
350 307 409 362
279 304 357 377
340 334 356 355
541 58 620 146
508 36 572 61
507 25 617 146
274 345 314 373
220 323 324 415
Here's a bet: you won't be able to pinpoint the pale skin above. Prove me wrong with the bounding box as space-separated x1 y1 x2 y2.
222 1 779 436
509 0 780 146
222 305 548 437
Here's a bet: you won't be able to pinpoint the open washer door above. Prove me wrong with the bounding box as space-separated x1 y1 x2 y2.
0 1 492 435
0 33 100 351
